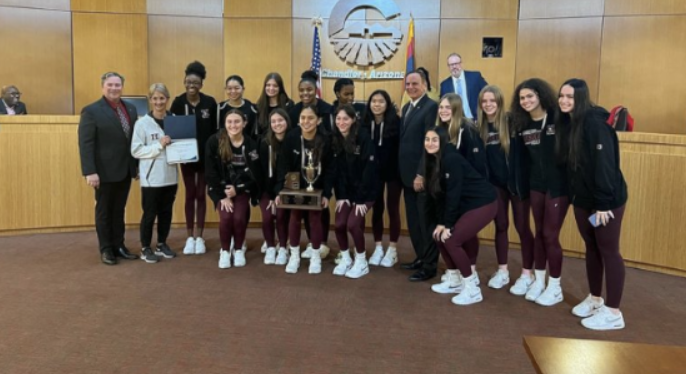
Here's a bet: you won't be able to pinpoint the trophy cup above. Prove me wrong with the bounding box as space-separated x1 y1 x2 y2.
277 149 323 210
302 149 320 192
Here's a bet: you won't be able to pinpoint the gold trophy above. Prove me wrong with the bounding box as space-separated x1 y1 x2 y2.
302 149 320 192
278 148 323 210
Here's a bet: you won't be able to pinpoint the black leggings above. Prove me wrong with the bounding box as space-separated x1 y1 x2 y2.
140 185 178 247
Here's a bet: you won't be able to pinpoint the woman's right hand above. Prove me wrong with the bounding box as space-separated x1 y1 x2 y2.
433 225 445 241
335 199 350 213
219 198 233 213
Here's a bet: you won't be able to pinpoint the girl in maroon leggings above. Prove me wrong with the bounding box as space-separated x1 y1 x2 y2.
510 78 569 307
425 129 497 306
557 78 628 330
206 110 262 269
331 104 377 279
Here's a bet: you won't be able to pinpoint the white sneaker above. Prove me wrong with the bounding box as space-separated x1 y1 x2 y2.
510 274 534 296
333 251 353 276
309 248 322 274
285 247 300 274
264 247 277 265
183 237 195 255
488 269 510 289
572 294 605 318
368 245 384 266
473 270 480 286
218 248 231 269
302 243 313 259
525 281 545 302
261 241 267 254
195 237 206 255
431 270 464 294
319 244 330 258
535 284 563 306
380 247 397 267
451 274 483 305
581 306 625 330
275 247 289 265
345 254 369 279
233 249 246 267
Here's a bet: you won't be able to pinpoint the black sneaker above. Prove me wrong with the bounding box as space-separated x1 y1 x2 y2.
141 247 159 263
155 243 177 259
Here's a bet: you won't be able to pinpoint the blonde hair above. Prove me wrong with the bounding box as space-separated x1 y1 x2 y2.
436 93 465 146
148 83 170 99
477 85 509 155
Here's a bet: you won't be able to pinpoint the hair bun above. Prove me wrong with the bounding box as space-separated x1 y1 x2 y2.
185 61 207 80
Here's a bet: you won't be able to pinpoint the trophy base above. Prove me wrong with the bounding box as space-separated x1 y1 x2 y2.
278 189 323 211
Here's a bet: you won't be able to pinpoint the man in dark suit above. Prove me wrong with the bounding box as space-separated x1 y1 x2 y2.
78 72 139 265
399 71 439 281
439 53 488 120
0 85 27 115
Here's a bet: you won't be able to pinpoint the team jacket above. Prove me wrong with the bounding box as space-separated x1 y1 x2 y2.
217 99 259 140
484 121 531 200
205 134 263 207
332 130 377 204
258 138 285 200
130 114 178 188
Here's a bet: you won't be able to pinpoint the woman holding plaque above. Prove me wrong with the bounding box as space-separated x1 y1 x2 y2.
424 128 497 305
276 103 334 275
218 75 259 140
259 108 292 266
256 72 294 134
557 78 627 330
331 104 376 278
206 109 263 269
170 61 217 256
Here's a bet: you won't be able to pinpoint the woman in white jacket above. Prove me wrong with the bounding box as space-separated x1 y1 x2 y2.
131 83 179 263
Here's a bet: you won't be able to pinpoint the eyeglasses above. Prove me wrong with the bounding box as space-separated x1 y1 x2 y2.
448 62 462 67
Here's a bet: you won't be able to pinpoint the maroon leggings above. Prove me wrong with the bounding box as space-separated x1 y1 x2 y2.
492 187 535 268
180 164 207 231
259 193 289 248
574 205 626 308
290 209 323 249
335 202 374 254
372 179 402 242
218 193 250 251
437 201 498 277
530 191 569 278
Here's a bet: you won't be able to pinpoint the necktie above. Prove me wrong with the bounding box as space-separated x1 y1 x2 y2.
116 105 131 139
403 104 414 130
457 80 464 99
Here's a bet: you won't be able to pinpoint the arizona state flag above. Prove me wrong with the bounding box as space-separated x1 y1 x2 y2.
405 17 415 75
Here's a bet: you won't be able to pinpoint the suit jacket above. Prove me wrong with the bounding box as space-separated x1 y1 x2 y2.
439 71 488 118
398 94 438 187
78 97 138 183
0 100 27 115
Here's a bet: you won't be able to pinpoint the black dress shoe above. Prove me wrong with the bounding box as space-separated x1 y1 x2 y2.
101 250 118 265
116 246 139 260
401 258 423 270
409 269 436 282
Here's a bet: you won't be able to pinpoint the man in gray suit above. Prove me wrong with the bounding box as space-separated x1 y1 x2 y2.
398 71 438 281
78 72 139 265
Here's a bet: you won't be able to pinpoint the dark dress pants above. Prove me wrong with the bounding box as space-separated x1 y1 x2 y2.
95 178 132 253
403 186 438 273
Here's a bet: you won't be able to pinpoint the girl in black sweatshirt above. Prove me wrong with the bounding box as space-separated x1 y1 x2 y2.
206 109 262 270
170 61 217 256
557 78 628 331
476 85 535 292
425 128 497 306
330 104 376 279
289 70 333 135
217 75 259 140
255 72 294 135
510 78 569 307
331 78 366 118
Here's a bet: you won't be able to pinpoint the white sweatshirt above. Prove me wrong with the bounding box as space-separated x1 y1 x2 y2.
131 114 178 187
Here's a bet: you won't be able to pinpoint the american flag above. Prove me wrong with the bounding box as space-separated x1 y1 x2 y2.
310 20 322 99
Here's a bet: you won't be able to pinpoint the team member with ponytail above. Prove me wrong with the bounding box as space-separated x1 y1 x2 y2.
256 72 294 135
476 85 535 291
361 90 402 267
206 110 263 269
218 75 259 140
259 109 291 265
331 104 376 278
557 78 628 330
170 61 217 256
510 78 569 306
425 128 497 305
331 78 366 117
276 103 334 274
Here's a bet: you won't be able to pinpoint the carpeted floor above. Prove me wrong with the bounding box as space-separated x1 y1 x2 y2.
0 228 685 374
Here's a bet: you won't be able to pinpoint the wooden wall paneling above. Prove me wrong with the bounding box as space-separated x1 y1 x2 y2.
605 0 686 16
147 0 223 17
598 16 686 134
519 0 605 19
0 7 73 114
293 0 365 20
70 0 146 13
225 0 291 18
440 0 519 19
148 15 224 105
72 13 149 112
224 18 292 104
515 17 603 101
0 0 69 10
438 19 518 108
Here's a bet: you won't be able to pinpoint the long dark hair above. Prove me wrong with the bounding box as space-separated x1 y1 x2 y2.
423 128 447 198
361 89 399 138
332 104 360 154
556 78 593 169
509 78 556 132
265 108 291 172
256 72 291 130
218 108 246 163
300 102 325 163
417 67 433 92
